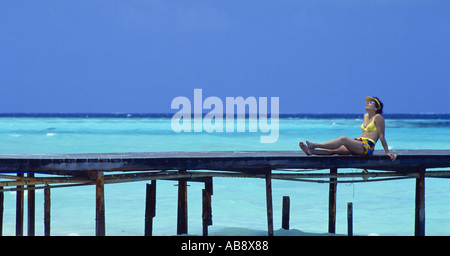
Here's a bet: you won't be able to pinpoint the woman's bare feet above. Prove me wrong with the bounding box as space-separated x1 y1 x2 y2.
306 140 315 149
299 141 311 155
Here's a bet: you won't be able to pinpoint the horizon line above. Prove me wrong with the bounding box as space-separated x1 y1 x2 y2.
0 112 449 118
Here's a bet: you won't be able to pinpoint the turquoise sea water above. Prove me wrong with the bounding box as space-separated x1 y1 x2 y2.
1 114 449 236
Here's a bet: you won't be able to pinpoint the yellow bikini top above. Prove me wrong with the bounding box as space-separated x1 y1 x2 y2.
361 114 378 132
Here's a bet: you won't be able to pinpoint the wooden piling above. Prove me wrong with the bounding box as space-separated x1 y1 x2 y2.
205 177 213 196
282 196 290 230
265 170 274 236
44 185 51 236
16 173 24 236
145 180 156 236
206 177 213 226
328 168 337 234
0 186 3 236
415 167 425 236
202 189 210 236
95 171 105 236
347 202 353 236
202 177 213 236
177 170 188 235
27 173 35 236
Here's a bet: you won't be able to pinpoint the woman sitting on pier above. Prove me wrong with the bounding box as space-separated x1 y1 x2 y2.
299 96 397 161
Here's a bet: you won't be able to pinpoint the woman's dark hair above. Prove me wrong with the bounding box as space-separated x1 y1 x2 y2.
372 96 383 114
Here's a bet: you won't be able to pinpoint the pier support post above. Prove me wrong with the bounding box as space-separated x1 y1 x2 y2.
347 202 353 236
265 169 274 236
95 171 105 236
415 167 425 236
202 189 212 236
177 170 188 235
27 173 35 236
282 196 290 230
44 185 51 236
16 173 24 236
145 180 156 236
328 168 337 234
202 177 213 236
0 186 3 236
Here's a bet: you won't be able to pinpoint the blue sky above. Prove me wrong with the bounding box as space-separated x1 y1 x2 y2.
0 1 448 114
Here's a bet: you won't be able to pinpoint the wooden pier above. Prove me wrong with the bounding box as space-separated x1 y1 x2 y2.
1 150 450 236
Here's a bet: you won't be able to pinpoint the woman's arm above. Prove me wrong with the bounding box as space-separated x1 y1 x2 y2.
375 115 397 161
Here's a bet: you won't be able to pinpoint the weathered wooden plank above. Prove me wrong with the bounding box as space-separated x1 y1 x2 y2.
0 150 449 174
2 170 449 191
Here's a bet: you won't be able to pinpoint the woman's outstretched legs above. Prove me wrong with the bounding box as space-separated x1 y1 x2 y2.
299 136 365 156
299 141 350 155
